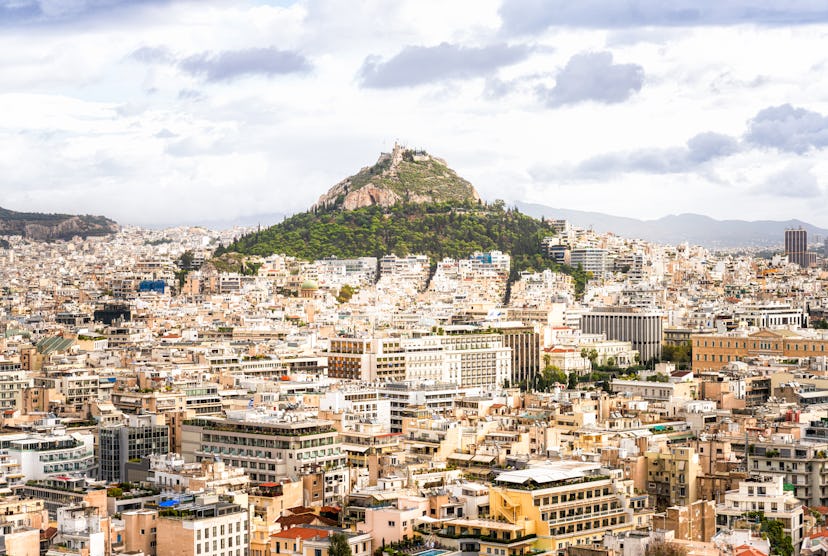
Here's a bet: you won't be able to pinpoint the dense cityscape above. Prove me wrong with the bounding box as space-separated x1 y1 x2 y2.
2 209 828 556
6 1 828 556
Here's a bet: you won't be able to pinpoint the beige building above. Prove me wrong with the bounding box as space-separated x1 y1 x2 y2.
123 508 159 556
485 462 642 552
646 445 701 510
156 494 250 556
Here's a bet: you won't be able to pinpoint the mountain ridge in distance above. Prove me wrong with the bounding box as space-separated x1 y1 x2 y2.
515 202 828 249
0 206 118 241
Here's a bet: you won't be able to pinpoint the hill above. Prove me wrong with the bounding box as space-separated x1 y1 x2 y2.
0 207 118 241
312 143 481 211
515 202 828 249
219 202 563 279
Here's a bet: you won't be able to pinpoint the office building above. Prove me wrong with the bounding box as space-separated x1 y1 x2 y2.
581 307 663 362
99 414 170 483
785 227 809 267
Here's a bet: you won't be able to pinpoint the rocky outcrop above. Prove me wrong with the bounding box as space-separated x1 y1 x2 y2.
341 184 401 210
0 208 118 241
312 143 481 212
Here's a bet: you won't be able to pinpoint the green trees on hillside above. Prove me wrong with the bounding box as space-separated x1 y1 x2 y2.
221 202 549 270
218 202 594 298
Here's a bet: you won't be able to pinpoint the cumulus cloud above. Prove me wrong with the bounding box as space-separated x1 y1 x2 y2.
686 132 740 162
179 47 311 82
745 104 828 154
357 42 532 88
131 44 311 82
538 51 643 107
535 103 828 182
753 163 822 198
498 0 828 34
531 131 739 180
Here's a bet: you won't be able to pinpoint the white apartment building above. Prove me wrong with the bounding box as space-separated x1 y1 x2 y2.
716 475 804 554
6 429 95 480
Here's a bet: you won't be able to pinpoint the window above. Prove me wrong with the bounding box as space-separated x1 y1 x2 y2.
388 521 396 526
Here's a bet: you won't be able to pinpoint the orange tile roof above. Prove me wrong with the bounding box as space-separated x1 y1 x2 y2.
734 544 768 556
272 528 332 540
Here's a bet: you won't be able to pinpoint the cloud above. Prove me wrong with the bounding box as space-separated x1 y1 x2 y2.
753 163 822 198
538 51 643 107
498 0 828 34
177 89 204 101
532 131 739 179
0 0 171 25
357 42 532 88
686 132 740 162
179 47 311 82
745 104 828 154
131 45 174 64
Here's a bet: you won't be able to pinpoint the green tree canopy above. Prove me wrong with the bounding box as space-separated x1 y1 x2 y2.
330 533 353 556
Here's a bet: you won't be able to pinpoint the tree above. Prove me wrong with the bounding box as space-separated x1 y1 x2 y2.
330 534 353 556
179 250 195 270
336 284 356 304
762 518 793 556
567 372 578 390
587 349 599 367
645 541 687 556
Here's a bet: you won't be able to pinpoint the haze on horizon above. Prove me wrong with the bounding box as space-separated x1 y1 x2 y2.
2 0 828 228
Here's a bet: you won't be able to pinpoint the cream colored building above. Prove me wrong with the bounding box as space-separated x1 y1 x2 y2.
156 494 250 556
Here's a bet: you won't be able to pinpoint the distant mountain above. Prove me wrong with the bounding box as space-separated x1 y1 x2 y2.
0 207 118 241
515 202 828 249
312 143 481 211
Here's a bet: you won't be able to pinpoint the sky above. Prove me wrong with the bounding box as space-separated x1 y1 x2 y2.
3 0 828 227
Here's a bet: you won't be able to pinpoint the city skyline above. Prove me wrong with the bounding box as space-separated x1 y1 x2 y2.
3 1 828 227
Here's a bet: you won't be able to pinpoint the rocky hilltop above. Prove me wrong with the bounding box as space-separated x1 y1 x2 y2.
312 143 482 211
0 207 118 241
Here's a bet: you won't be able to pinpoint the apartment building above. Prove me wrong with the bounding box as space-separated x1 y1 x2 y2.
156 494 249 556
327 333 511 387
645 446 701 510
716 475 804 553
5 428 95 480
181 414 345 483
487 461 638 552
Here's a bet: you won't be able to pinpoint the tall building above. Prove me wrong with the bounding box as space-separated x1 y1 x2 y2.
496 323 541 388
785 227 809 267
570 247 609 276
581 307 663 362
99 414 170 483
